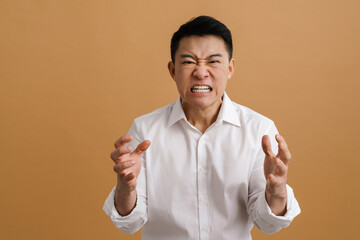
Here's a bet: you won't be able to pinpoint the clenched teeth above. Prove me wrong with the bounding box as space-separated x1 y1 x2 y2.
191 86 212 93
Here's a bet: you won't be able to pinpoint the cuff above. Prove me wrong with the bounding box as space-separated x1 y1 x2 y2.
103 187 147 234
257 185 301 228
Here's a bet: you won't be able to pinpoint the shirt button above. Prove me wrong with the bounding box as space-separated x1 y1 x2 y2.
199 167 206 173
201 226 209 232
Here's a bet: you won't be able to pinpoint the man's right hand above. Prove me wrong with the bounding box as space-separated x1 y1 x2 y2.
110 135 151 215
111 135 151 193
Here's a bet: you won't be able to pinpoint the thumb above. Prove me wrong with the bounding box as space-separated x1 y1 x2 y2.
262 135 275 157
132 140 151 156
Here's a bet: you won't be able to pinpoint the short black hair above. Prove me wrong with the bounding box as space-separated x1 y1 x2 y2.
170 16 233 63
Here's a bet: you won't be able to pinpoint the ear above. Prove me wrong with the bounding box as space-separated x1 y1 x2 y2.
227 58 235 79
168 61 175 80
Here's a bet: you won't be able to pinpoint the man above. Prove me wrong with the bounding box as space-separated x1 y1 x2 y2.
103 16 300 239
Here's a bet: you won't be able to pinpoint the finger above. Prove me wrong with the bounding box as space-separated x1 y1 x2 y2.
267 173 276 183
262 135 275 157
114 135 133 149
267 173 285 186
266 173 279 187
264 154 276 172
110 145 133 162
266 174 288 199
132 140 151 156
122 172 135 182
113 160 136 174
275 158 288 176
275 134 291 165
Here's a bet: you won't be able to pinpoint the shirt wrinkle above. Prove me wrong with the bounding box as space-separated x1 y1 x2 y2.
103 92 300 240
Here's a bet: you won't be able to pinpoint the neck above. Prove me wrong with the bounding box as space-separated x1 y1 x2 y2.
182 101 222 134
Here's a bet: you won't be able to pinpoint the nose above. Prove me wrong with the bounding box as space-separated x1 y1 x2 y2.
193 64 209 80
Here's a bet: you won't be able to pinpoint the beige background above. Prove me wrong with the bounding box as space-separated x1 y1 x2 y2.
1 0 359 239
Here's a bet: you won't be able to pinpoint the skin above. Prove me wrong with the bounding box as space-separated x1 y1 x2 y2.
111 35 290 216
262 134 290 215
111 135 150 216
168 35 235 133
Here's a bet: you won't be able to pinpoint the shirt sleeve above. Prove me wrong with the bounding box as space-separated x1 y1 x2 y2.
247 121 301 234
102 120 148 234
252 185 301 234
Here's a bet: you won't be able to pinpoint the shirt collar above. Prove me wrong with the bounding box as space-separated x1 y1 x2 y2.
168 97 187 126
216 92 241 127
168 92 241 127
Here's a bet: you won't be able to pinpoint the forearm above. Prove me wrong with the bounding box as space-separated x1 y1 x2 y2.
114 187 137 216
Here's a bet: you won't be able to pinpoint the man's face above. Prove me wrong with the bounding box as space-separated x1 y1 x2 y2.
168 35 235 113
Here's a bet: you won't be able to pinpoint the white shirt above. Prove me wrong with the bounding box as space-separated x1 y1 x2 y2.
103 93 301 240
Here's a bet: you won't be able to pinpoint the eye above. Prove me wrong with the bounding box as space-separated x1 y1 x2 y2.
209 60 220 64
182 61 195 64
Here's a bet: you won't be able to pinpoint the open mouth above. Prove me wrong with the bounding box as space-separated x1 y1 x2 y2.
190 85 212 93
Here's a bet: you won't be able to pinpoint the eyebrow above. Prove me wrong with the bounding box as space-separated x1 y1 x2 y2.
180 53 223 60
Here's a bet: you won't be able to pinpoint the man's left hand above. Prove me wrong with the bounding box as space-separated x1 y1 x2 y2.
262 134 291 216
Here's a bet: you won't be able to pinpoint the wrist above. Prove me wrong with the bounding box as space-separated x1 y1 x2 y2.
114 187 137 216
265 189 287 216
265 188 287 199
115 184 136 196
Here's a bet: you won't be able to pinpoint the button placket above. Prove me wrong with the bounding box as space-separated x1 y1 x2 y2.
197 135 209 239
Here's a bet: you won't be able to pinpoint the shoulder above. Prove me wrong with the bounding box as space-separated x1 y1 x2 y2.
231 101 275 130
132 101 176 131
233 101 273 121
135 102 174 121
229 101 279 151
